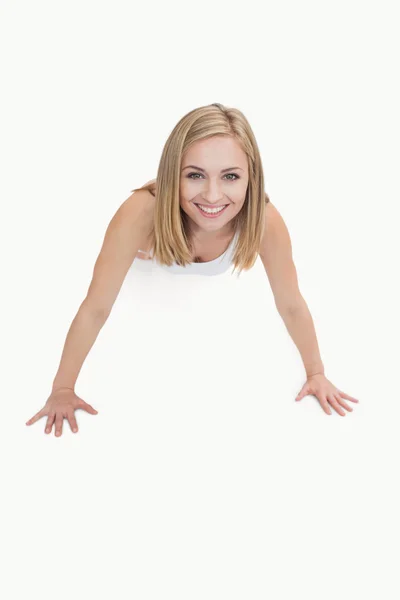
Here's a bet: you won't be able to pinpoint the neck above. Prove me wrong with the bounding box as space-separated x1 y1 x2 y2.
189 223 235 245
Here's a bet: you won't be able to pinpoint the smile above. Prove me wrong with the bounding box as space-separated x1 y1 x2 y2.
194 203 229 218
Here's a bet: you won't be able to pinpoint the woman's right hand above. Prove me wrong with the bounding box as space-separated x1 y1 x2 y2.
25 388 98 436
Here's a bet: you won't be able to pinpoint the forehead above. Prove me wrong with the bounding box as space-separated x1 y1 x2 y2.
183 136 247 167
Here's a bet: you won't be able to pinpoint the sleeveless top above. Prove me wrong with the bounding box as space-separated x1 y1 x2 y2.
138 229 239 276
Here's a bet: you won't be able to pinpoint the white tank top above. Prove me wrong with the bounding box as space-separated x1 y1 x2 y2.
139 230 239 276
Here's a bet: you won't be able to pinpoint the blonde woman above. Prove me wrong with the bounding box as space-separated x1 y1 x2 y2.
26 103 359 436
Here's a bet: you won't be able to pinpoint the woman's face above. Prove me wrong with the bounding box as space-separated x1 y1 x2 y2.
179 135 249 238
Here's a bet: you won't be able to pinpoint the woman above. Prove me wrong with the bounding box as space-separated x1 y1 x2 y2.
26 102 359 436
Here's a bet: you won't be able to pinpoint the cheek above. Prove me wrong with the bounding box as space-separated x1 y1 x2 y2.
179 192 190 207
226 181 248 202
179 180 190 200
180 179 196 197
232 185 248 203
179 192 192 212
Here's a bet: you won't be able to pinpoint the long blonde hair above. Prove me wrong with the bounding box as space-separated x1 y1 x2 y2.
131 102 270 276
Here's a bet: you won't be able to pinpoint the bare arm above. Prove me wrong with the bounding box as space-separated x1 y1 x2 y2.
259 202 324 377
51 306 110 392
50 189 154 392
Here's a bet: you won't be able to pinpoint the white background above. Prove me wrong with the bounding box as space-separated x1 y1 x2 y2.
2 1 399 598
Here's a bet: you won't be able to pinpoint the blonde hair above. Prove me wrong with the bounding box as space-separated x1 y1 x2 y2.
131 102 270 276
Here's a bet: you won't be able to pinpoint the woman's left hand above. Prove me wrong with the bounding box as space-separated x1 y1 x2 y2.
295 373 360 416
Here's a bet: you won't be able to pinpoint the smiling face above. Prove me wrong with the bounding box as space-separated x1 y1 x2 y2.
179 135 249 240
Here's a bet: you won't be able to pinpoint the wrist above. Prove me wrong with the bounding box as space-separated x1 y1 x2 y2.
52 385 75 393
306 371 325 379
305 361 324 378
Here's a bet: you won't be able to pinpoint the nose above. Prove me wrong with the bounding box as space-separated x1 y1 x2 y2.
200 180 225 204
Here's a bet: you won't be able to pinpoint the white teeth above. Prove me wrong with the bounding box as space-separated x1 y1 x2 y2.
197 204 227 214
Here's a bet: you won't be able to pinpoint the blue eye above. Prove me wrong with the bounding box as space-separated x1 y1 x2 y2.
187 172 240 181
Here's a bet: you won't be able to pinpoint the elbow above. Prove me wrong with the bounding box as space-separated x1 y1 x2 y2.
275 294 305 315
80 299 111 321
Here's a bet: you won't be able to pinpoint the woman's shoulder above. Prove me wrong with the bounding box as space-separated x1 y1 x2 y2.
130 180 156 212
135 178 157 198
128 182 156 259
142 178 157 188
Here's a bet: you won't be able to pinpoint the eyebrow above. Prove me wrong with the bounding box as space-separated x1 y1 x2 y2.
181 165 244 173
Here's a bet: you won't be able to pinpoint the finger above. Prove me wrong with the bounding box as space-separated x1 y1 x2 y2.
317 395 332 415
54 413 64 437
338 390 359 403
295 387 309 401
328 394 346 416
80 402 98 415
26 408 46 426
45 413 56 434
334 394 353 412
66 410 79 433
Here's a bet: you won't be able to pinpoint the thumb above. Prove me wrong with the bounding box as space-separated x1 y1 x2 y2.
295 387 308 401
80 402 98 414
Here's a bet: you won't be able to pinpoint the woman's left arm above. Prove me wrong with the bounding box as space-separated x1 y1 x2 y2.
259 202 360 416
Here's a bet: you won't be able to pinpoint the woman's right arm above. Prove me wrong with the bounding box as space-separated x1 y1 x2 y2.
26 189 154 434
49 305 111 394
51 189 154 392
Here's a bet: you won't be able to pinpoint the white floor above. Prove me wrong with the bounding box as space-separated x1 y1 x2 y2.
11 255 398 600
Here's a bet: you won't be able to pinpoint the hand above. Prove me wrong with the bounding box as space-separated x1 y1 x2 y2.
295 373 359 416
25 387 98 436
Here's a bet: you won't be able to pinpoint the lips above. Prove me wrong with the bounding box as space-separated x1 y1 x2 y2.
194 203 229 218
195 204 228 209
